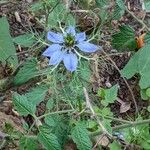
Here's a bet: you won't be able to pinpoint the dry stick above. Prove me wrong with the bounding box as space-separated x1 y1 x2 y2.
125 7 150 32
83 87 112 138
102 51 138 114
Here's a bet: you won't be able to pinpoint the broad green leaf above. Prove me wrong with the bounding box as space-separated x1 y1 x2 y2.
146 88 150 97
101 107 113 117
25 85 48 106
48 3 66 28
0 17 18 66
78 61 91 82
96 0 110 8
110 141 122 150
138 44 150 89
147 106 150 112
140 89 149 100
113 3 125 20
121 52 139 78
12 92 36 116
29 1 44 12
13 58 39 85
65 13 76 26
101 84 118 106
19 137 38 150
116 0 125 9
45 116 56 127
144 0 150 12
13 33 36 47
46 98 54 110
38 125 61 150
71 123 92 150
112 25 137 51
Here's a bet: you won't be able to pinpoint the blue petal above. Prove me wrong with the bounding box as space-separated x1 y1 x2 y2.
63 53 78 72
47 31 64 43
49 50 64 65
66 26 76 36
42 44 62 57
75 32 86 42
76 41 99 53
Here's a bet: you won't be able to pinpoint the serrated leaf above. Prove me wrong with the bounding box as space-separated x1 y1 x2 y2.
71 124 92 150
13 58 39 85
112 25 137 51
122 44 150 89
29 1 44 12
0 17 18 66
13 33 36 47
116 0 125 9
38 125 61 150
46 98 54 110
113 4 125 20
25 85 48 106
19 137 38 150
12 92 36 116
48 3 66 28
101 84 118 106
143 0 150 12
96 0 110 8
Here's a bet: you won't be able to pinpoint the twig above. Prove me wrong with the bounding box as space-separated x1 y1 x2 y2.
83 87 112 138
125 7 150 32
102 50 138 114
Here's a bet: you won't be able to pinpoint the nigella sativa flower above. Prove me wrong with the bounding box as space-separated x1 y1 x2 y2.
42 26 100 72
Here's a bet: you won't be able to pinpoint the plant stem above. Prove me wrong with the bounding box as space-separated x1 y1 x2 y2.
38 109 74 119
102 50 138 114
91 118 150 137
83 87 112 138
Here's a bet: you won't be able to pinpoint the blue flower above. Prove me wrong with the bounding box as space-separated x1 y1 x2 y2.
42 26 100 72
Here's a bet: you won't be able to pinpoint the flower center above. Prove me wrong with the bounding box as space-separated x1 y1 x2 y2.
64 34 75 47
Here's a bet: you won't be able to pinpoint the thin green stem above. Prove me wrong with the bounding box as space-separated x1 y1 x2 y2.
38 109 74 119
91 118 150 137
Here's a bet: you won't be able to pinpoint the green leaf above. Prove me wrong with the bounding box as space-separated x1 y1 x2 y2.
147 106 150 112
138 44 150 89
13 58 39 85
110 141 122 150
25 85 48 106
38 125 61 150
144 0 150 12
140 89 149 100
96 0 110 8
71 123 92 150
19 137 38 150
121 52 139 78
12 92 36 116
78 61 91 82
48 3 66 28
146 88 150 97
46 98 54 110
112 25 137 51
103 119 112 134
0 17 18 66
29 1 44 12
13 33 36 47
113 3 125 20
101 84 118 106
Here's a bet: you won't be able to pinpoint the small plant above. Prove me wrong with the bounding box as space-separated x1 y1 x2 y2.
1 0 150 149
